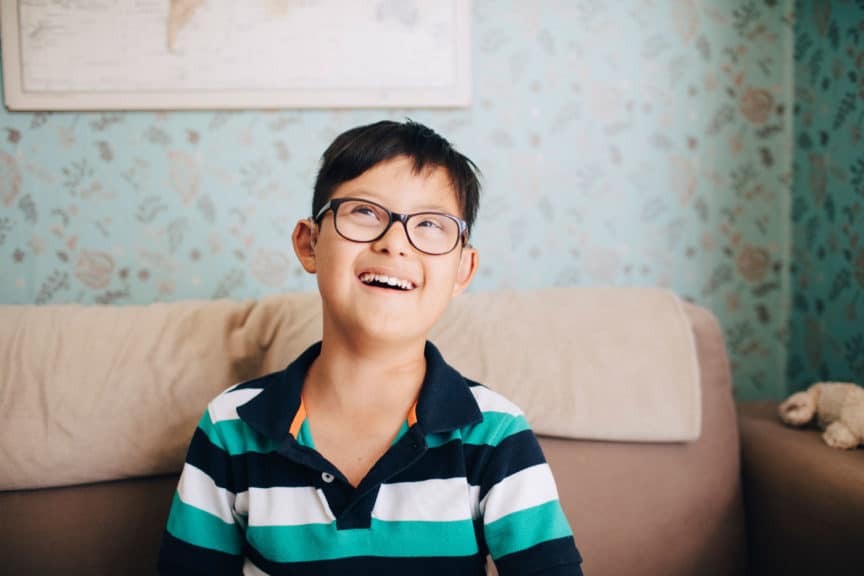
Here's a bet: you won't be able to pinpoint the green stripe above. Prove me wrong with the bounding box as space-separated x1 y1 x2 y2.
247 519 478 562
424 429 461 449
426 412 531 449
485 500 572 559
166 492 243 555
198 413 276 455
199 410 527 455
391 421 409 446
297 419 315 449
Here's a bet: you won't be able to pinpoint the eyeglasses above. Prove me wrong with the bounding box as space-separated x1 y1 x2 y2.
314 197 467 256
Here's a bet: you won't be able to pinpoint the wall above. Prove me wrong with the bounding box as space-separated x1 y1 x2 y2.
788 0 864 390
0 0 795 399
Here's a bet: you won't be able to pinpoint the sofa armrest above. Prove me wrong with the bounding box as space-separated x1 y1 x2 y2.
737 401 864 576
0 475 178 576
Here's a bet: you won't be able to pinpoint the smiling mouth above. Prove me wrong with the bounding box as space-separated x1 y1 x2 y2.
359 272 416 291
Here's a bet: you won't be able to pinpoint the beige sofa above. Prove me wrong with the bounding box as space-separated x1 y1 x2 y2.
1 288 861 575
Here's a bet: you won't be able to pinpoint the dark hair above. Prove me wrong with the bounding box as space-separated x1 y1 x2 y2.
312 120 481 238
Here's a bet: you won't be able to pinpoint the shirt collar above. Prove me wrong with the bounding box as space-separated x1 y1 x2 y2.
236 341 482 442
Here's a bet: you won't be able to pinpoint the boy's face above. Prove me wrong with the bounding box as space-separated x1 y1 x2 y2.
293 155 478 345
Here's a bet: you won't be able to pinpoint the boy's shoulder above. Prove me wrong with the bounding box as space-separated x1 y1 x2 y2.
465 379 524 417
205 369 284 423
460 379 532 445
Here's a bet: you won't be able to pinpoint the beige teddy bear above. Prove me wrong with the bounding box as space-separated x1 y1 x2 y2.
778 382 864 449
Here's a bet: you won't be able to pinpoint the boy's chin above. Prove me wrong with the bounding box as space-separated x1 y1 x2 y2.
351 320 428 346
323 295 452 346
338 309 438 347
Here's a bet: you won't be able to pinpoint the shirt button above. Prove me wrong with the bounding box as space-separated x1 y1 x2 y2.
321 472 334 483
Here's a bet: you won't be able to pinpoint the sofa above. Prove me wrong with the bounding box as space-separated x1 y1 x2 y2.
1 287 861 575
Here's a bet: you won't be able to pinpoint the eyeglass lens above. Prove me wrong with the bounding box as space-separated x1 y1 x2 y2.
334 199 460 255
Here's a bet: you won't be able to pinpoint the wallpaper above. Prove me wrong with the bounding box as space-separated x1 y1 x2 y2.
788 0 864 391
0 1 799 399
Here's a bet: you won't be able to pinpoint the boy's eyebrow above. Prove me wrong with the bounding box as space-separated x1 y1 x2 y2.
339 190 458 214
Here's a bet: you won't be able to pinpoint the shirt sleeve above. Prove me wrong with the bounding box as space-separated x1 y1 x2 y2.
479 415 584 575
158 407 246 576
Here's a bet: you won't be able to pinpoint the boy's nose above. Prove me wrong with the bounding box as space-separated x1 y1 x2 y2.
371 220 412 255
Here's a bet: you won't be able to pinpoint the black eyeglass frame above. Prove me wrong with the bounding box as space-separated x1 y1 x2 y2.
313 197 468 256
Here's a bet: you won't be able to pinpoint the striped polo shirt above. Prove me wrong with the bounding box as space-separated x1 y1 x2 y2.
158 342 583 575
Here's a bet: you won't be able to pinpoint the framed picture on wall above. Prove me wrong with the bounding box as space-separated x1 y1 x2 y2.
1 0 471 111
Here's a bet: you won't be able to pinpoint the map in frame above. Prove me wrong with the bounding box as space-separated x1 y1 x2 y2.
1 0 471 110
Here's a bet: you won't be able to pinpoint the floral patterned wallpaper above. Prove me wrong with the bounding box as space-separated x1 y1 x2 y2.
0 0 799 399
788 0 864 392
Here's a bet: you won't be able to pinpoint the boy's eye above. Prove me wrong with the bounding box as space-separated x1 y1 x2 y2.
416 218 444 230
412 214 453 236
348 204 382 220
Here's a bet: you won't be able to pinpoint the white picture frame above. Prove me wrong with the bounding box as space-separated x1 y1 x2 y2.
1 0 471 111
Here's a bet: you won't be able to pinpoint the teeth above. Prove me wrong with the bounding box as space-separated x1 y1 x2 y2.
360 273 415 290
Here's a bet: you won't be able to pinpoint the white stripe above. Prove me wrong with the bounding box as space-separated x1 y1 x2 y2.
176 463 236 524
243 558 270 576
372 478 473 522
209 387 264 423
468 484 482 520
481 463 560 524
234 490 250 515
247 486 336 526
470 386 523 416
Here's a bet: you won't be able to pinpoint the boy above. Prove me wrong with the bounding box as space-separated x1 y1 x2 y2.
158 120 584 575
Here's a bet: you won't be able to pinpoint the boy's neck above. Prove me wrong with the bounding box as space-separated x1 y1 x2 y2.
304 333 428 417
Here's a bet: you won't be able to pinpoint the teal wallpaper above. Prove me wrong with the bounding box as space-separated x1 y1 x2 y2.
0 1 801 399
788 0 864 391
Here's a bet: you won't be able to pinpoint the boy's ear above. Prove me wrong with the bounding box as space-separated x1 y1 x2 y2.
452 246 478 297
292 219 318 274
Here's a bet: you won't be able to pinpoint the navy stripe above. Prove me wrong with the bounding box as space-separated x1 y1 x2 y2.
244 450 325 490
388 438 466 482
494 536 583 576
245 544 487 576
233 379 269 391
185 428 243 493
189 426 545 497
188 435 332 493
466 429 547 499
158 531 243 576
393 429 545 490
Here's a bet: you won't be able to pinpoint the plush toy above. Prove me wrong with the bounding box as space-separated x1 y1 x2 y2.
778 382 864 449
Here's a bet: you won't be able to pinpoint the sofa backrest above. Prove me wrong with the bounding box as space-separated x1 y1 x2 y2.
541 302 747 576
1 287 701 490
0 289 749 576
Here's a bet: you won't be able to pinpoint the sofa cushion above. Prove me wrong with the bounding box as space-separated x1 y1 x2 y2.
535 303 746 576
433 287 701 442
0 287 700 490
0 294 322 490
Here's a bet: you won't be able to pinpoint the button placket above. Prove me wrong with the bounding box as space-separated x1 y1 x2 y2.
314 487 337 523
